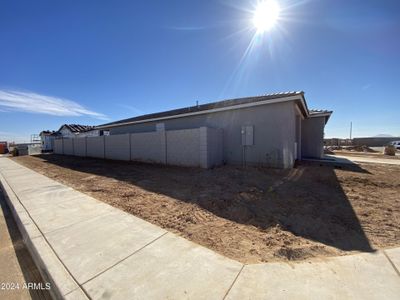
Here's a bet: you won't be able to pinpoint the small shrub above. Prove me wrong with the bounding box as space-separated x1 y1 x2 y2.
384 145 396 156
11 148 19 156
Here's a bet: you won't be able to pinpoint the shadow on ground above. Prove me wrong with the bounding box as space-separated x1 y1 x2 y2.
27 154 375 255
28 155 373 252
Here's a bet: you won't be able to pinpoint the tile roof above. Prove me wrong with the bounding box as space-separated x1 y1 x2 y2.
39 130 56 135
309 109 333 115
309 109 333 124
59 124 95 133
98 91 305 128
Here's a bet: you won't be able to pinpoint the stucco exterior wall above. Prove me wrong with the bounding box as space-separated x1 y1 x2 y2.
40 135 54 151
63 139 74 155
130 131 166 164
108 102 298 168
77 130 100 138
87 136 105 158
105 134 130 161
206 127 223 168
59 128 76 138
74 137 86 157
301 117 325 158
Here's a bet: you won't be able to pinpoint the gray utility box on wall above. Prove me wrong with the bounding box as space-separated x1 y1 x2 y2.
241 125 254 146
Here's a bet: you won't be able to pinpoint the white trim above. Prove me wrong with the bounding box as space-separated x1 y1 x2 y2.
295 104 305 120
98 95 308 129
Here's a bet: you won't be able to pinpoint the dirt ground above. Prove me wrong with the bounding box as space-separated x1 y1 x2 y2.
332 150 400 160
12 155 400 264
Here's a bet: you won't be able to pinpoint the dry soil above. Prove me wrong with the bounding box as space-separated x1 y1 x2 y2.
12 155 400 264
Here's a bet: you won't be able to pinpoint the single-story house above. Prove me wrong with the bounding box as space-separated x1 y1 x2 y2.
58 124 110 138
39 130 57 152
40 124 108 152
96 91 332 168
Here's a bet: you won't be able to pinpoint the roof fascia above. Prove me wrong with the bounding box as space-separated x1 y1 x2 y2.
97 94 307 129
309 112 332 124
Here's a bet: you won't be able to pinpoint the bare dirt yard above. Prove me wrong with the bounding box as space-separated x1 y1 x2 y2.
332 150 400 159
325 146 400 160
12 155 400 264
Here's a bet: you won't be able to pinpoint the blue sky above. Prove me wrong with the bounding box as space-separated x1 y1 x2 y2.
0 0 399 142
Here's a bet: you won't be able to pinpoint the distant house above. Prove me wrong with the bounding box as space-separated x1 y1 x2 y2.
58 124 97 138
96 91 332 168
40 124 108 152
39 130 58 152
56 124 110 138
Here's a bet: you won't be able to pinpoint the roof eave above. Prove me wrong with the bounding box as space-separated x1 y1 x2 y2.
297 93 309 118
309 112 333 124
96 93 308 130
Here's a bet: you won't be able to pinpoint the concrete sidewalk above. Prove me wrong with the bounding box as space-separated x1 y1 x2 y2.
0 188 52 300
1 157 400 299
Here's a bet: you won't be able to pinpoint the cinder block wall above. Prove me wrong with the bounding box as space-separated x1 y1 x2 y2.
54 127 223 168
166 128 201 167
54 139 63 154
105 134 130 161
130 131 166 164
63 139 74 155
87 136 105 158
74 138 86 157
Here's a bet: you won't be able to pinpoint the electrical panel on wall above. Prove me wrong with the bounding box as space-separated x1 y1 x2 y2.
156 123 165 131
241 125 254 146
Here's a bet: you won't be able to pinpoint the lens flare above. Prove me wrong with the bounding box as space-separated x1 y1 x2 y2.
252 0 281 32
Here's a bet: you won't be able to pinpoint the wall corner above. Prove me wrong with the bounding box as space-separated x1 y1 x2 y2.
199 127 209 168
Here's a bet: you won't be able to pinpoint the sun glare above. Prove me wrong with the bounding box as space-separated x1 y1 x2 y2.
252 0 281 32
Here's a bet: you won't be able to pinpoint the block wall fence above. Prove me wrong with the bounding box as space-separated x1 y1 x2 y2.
53 127 223 169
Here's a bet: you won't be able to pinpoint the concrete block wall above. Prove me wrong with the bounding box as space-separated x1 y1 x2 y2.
166 128 201 167
87 136 105 159
105 134 130 161
63 139 74 155
54 127 223 168
54 139 63 154
130 131 166 164
74 138 87 157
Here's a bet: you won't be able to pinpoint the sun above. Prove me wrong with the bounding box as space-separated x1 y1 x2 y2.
252 0 281 32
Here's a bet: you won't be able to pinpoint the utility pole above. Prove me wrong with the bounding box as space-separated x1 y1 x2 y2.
350 122 353 140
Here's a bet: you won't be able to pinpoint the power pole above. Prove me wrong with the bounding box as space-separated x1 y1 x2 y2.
350 122 353 140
